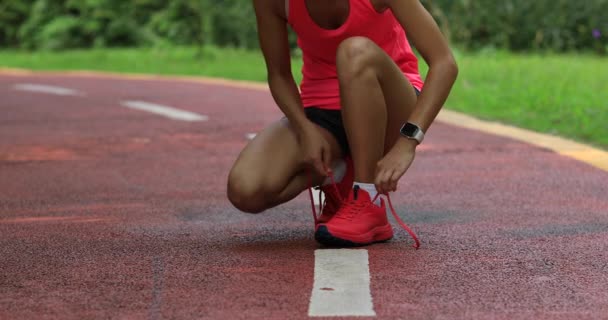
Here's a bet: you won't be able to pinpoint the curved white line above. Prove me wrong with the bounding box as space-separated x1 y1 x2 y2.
121 100 208 122
14 83 83 96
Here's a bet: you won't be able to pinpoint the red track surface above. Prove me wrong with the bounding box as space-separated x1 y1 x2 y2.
1 73 607 319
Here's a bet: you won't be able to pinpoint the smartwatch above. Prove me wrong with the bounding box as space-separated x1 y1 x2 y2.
400 122 425 144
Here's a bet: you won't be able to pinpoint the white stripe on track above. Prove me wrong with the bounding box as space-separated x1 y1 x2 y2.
13 83 83 96
246 133 257 140
309 249 376 317
121 100 208 122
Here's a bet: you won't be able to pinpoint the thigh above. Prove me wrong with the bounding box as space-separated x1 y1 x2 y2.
336 37 419 154
230 118 302 191
230 117 342 195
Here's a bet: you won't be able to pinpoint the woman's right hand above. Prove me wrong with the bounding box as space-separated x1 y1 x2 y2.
298 122 333 177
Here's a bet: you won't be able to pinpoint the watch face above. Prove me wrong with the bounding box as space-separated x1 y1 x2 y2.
401 123 419 136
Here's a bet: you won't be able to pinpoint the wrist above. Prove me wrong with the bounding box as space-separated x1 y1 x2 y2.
291 117 315 135
400 121 425 145
395 137 418 152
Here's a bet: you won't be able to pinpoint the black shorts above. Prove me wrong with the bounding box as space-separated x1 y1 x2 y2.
304 87 421 156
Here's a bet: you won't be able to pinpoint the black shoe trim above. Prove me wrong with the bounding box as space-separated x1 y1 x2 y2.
315 225 390 247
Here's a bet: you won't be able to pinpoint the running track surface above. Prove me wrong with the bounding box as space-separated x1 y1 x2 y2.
1 72 607 320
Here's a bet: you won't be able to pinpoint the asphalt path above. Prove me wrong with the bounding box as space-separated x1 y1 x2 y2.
1 72 607 319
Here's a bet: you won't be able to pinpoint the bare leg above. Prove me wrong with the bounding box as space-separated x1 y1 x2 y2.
227 118 342 213
336 37 419 183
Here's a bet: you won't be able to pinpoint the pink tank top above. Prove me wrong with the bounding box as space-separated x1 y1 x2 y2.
288 0 424 110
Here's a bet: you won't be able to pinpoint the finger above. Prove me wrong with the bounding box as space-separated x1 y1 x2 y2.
314 159 327 177
382 169 395 195
386 175 396 193
387 171 399 192
389 179 398 192
376 169 389 195
375 161 383 177
389 168 405 191
375 182 383 196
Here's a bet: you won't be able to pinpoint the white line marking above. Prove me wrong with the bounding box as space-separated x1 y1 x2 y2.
309 249 376 317
246 133 257 140
121 100 208 122
14 83 83 96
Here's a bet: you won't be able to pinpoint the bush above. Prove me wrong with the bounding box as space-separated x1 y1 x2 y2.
431 0 608 54
147 0 203 46
37 16 87 50
0 0 35 47
14 0 147 50
17 0 64 49
2 0 606 54
211 0 258 48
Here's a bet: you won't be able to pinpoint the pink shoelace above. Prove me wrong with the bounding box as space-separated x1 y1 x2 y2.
308 172 421 249
308 172 341 225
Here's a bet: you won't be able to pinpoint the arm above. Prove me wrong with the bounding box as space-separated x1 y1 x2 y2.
384 0 459 133
252 0 311 133
252 0 332 174
375 0 458 193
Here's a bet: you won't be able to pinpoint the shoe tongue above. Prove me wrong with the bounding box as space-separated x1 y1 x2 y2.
351 185 371 202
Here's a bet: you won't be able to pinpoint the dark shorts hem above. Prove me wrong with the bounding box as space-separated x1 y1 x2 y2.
304 107 350 156
304 86 421 157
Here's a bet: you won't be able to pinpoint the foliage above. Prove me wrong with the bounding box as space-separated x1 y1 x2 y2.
0 0 35 47
0 0 606 54
429 0 608 54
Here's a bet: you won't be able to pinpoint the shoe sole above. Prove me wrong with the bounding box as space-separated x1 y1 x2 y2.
315 225 393 247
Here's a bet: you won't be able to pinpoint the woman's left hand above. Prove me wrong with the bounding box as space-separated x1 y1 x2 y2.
375 138 418 194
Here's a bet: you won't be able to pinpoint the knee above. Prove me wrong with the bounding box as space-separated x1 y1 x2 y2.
336 37 379 79
227 168 268 214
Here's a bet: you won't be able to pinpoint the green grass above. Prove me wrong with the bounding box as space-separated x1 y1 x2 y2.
439 50 608 149
1 46 606 149
0 47 292 82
